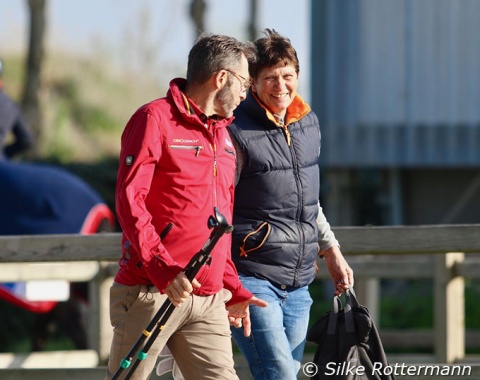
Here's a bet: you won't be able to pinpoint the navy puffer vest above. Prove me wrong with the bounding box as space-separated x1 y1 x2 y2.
229 93 321 288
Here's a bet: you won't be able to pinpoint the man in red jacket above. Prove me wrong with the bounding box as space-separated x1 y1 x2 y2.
105 34 267 380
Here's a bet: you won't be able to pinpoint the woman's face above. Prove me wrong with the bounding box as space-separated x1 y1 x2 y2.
252 62 299 117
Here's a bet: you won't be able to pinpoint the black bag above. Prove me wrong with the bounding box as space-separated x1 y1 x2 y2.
306 287 394 380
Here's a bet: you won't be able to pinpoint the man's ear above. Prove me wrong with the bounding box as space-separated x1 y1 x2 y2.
213 70 228 90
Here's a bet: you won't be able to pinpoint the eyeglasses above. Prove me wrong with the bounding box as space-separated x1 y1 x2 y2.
224 69 252 92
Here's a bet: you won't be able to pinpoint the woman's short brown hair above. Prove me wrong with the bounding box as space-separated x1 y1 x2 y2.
249 29 300 79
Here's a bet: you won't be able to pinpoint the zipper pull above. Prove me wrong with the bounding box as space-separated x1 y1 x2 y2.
284 127 291 146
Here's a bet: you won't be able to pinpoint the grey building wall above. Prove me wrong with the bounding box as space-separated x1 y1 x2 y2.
311 0 480 168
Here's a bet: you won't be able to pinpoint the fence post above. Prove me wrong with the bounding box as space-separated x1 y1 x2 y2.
88 262 114 365
99 264 115 364
434 252 465 363
354 278 380 323
87 264 101 358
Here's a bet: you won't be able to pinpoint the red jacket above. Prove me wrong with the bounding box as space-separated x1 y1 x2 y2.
114 78 252 305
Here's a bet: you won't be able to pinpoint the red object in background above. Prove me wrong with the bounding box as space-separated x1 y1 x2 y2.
0 285 58 313
0 203 115 313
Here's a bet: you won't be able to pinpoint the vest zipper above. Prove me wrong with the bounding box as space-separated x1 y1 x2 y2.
275 114 291 146
283 126 291 146
288 133 305 286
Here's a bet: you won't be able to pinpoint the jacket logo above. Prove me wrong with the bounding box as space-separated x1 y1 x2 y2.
173 138 199 144
225 138 233 148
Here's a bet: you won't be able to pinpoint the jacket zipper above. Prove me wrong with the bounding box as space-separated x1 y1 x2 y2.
212 129 218 208
169 145 203 157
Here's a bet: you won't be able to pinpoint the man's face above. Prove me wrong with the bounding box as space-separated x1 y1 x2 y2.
215 80 236 119
214 55 250 118
251 62 299 117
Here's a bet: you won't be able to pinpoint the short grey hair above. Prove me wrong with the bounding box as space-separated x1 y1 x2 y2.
186 34 256 85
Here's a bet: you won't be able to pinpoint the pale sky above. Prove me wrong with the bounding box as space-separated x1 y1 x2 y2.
0 0 311 97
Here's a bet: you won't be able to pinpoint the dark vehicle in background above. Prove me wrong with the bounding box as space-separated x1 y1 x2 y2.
0 161 115 351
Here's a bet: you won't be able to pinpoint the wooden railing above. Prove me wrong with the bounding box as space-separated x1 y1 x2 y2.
0 224 479 376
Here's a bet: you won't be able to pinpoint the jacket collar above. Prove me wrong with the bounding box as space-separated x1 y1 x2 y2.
167 78 234 129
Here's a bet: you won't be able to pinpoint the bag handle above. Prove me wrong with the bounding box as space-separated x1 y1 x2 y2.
344 287 356 333
327 296 342 335
327 286 357 335
345 285 360 308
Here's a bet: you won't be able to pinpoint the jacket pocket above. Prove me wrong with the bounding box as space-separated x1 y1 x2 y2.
136 222 174 269
159 222 174 240
169 145 204 157
239 222 271 257
224 147 235 156
224 147 236 164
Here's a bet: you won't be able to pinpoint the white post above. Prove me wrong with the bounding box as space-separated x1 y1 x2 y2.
434 252 465 363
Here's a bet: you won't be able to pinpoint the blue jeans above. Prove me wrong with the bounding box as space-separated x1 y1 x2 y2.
231 275 313 380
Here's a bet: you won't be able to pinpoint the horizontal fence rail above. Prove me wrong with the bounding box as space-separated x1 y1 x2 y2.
1 224 480 263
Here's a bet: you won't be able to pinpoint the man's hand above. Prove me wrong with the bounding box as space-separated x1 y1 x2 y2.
226 296 268 337
165 272 201 307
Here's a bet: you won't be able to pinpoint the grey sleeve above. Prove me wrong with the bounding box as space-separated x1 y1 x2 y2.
316 202 340 251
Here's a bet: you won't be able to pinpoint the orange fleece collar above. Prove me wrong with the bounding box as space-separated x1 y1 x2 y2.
251 91 311 127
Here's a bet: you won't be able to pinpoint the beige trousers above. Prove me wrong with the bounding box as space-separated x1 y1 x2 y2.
105 282 239 380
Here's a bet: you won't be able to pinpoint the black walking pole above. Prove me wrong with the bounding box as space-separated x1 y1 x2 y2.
112 207 233 380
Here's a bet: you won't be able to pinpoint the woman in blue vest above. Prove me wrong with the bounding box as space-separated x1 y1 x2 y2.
228 29 354 380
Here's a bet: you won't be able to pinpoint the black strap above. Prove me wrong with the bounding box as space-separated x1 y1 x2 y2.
344 288 355 333
346 285 360 307
327 286 357 335
327 296 342 335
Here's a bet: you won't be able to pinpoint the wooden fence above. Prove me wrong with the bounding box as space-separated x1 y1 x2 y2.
0 224 480 378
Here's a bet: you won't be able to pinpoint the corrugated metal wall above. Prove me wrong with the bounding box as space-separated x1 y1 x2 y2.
311 0 480 167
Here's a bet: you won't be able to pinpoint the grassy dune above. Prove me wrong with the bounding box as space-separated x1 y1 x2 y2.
4 53 168 162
